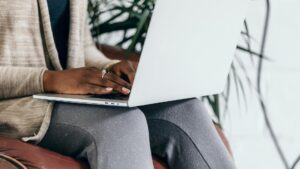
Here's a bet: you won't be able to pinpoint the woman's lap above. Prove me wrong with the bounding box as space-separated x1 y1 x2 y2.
141 98 235 169
39 98 235 169
39 103 153 169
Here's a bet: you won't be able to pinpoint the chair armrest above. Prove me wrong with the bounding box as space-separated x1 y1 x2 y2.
0 153 26 169
0 137 168 169
0 137 89 169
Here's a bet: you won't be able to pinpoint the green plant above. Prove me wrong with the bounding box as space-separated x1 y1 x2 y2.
87 0 263 125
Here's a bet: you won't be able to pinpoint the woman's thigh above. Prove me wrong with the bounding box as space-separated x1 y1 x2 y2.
39 102 153 169
140 98 235 169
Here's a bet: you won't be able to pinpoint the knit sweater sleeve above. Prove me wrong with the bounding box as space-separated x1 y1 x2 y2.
0 66 47 99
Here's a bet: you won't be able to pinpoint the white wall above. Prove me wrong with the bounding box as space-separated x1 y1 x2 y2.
223 0 300 168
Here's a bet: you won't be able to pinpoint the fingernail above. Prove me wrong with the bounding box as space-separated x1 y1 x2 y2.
106 87 113 91
122 87 131 94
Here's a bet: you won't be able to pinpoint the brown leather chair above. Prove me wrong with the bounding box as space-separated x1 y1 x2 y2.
0 123 230 169
0 136 168 169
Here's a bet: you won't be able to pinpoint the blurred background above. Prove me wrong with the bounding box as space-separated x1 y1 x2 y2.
88 0 300 168
223 0 300 169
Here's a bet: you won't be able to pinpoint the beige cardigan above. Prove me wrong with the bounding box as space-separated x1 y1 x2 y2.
0 0 115 143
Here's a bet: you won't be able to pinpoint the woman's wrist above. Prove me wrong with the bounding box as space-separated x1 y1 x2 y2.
43 70 56 93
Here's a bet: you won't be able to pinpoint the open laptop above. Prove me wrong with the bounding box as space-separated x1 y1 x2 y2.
33 0 249 107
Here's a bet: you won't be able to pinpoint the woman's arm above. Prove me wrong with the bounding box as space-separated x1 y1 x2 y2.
0 59 131 100
0 67 46 99
43 67 131 95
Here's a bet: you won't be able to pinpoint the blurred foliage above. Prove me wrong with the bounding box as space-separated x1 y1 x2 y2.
87 0 266 126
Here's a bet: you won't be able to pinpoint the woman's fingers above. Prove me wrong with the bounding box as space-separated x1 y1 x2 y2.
91 68 131 88
102 78 131 95
119 63 136 84
87 62 138 94
108 60 138 84
123 60 138 83
105 72 132 89
123 69 136 84
85 85 113 95
88 73 131 95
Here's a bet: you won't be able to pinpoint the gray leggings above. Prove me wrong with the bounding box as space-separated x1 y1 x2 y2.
39 98 235 169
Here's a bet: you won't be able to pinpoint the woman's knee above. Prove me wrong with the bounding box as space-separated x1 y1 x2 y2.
143 98 211 125
178 98 211 120
117 108 149 131
90 107 149 139
91 108 152 166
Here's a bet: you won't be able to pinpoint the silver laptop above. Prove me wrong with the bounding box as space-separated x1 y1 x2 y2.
34 0 249 107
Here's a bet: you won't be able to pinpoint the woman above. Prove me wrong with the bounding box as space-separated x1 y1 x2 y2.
0 0 235 169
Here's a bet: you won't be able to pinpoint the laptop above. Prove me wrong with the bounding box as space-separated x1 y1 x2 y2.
33 0 249 107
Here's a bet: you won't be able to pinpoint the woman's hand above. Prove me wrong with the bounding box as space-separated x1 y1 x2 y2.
43 67 132 95
108 60 138 84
